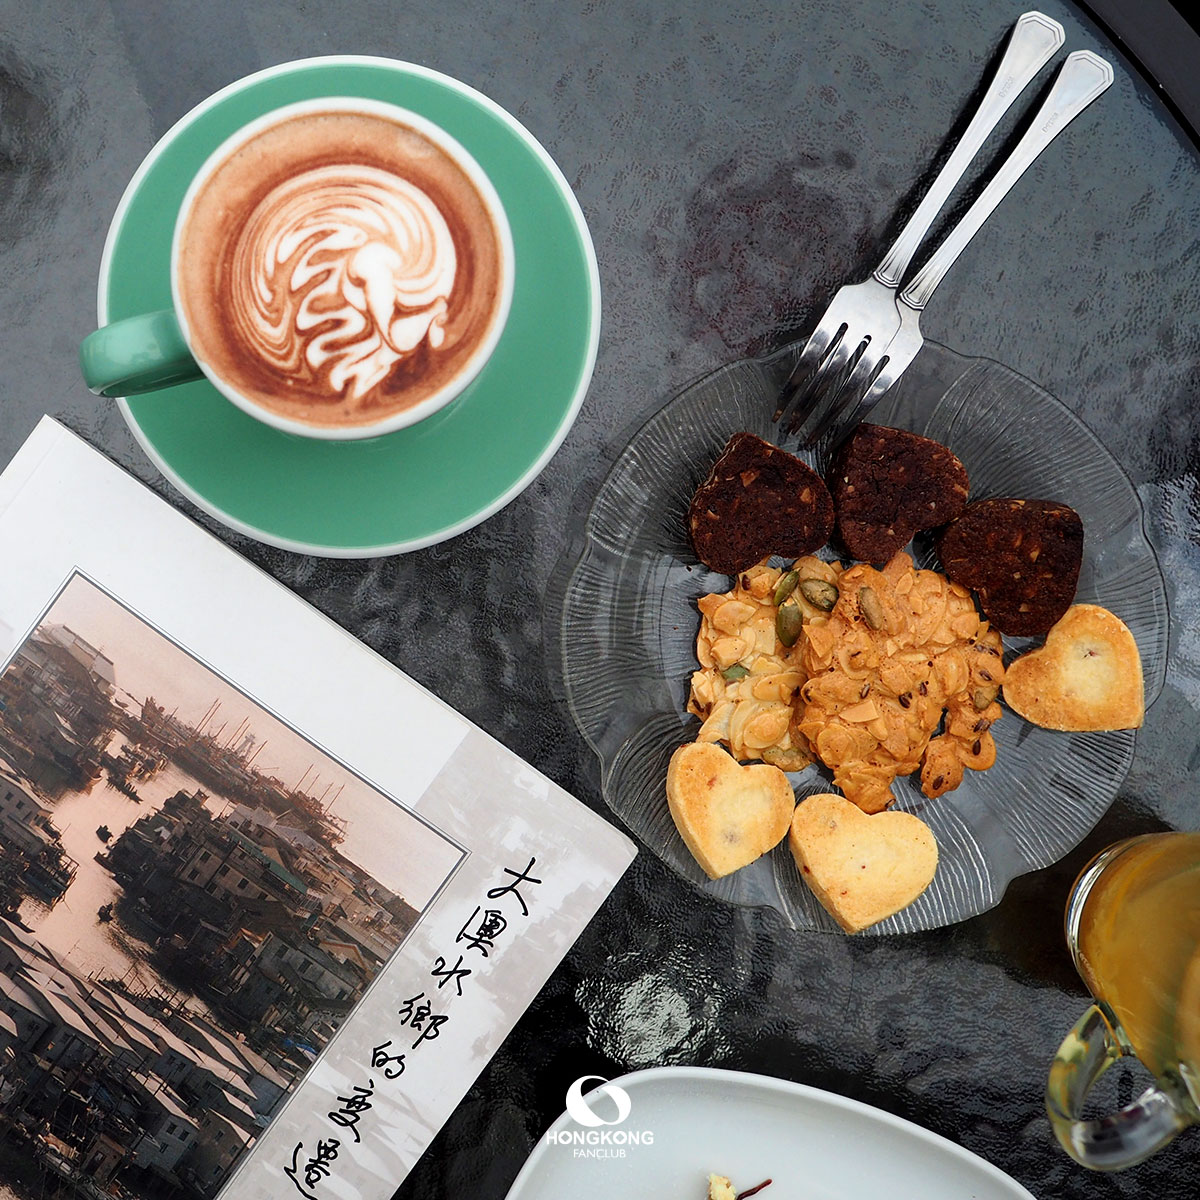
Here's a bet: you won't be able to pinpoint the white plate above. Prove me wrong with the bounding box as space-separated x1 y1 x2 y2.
505 1066 1038 1200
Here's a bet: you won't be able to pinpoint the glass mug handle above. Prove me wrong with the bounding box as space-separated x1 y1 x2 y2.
79 310 204 398
1046 1003 1194 1169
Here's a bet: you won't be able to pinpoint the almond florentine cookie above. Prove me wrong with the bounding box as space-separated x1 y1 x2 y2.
688 552 1005 813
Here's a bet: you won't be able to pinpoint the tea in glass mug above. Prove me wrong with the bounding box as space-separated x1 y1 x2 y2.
1046 832 1200 1168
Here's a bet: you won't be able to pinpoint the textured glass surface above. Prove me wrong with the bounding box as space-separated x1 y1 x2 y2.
6 0 1200 1194
561 342 1168 932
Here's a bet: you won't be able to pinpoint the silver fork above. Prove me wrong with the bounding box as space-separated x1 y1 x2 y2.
804 49 1115 446
773 10 1065 433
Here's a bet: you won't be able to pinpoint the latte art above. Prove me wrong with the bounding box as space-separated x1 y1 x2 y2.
232 165 459 403
175 103 511 432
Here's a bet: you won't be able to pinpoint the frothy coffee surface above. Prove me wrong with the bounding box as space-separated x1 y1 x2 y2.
177 109 506 429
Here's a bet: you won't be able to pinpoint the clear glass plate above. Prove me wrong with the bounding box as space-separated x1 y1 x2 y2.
559 341 1169 933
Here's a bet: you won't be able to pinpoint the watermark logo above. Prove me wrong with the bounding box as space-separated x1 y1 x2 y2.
564 1075 632 1127
545 1076 654 1158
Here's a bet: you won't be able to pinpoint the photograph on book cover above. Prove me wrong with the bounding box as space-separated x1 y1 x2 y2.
0 419 636 1200
1 570 465 1200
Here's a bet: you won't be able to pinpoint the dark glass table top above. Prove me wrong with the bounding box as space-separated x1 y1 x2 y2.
2 2 1199 1197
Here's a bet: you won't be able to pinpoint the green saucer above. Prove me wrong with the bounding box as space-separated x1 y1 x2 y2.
101 57 600 557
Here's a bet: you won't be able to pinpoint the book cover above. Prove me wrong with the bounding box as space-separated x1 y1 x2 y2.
0 417 635 1200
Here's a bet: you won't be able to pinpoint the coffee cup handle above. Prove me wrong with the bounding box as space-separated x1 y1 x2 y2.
1046 1003 1194 1169
79 310 204 398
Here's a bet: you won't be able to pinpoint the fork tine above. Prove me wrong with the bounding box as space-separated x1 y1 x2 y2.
772 318 845 425
820 356 903 446
783 344 856 436
783 328 866 430
800 342 888 445
851 338 917 425
785 347 855 437
816 323 922 445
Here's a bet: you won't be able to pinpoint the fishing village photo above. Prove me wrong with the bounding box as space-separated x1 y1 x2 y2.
0 573 464 1200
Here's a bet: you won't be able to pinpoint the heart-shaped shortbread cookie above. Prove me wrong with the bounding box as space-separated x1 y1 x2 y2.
789 792 938 933
666 742 794 879
1002 603 1143 731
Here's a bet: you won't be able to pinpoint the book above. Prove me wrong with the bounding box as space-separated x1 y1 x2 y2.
0 417 635 1200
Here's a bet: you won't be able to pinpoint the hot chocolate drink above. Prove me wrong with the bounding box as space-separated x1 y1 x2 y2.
174 102 510 431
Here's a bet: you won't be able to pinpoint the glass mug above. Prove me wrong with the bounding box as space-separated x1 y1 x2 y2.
1046 832 1200 1168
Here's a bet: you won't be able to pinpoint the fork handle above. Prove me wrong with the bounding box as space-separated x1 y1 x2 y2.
873 11 1064 289
900 50 1114 311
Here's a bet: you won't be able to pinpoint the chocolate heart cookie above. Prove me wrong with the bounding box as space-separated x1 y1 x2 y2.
937 497 1084 635
689 432 834 575
829 424 969 562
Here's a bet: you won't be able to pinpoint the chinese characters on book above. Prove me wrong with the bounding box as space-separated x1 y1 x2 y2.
285 858 542 1200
